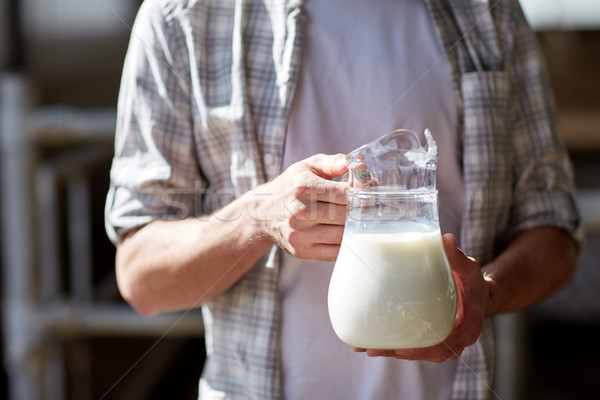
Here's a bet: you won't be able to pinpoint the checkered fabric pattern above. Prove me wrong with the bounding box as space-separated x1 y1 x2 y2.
105 0 581 399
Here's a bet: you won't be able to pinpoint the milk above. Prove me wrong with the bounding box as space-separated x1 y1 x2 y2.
328 223 457 349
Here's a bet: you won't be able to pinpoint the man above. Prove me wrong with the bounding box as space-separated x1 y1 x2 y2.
105 0 581 398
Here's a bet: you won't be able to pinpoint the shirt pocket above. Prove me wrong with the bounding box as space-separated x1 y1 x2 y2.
460 70 512 184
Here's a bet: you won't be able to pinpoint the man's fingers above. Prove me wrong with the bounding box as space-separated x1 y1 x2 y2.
291 178 347 205
442 233 459 267
281 224 344 260
302 153 348 179
267 153 349 261
442 232 480 277
304 243 341 262
313 183 348 205
312 224 345 244
292 202 346 225
393 340 462 361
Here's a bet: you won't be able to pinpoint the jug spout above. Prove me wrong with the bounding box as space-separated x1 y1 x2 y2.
347 129 438 193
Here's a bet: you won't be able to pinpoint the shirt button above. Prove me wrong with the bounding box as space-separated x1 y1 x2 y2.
264 153 275 166
288 0 304 9
273 127 285 138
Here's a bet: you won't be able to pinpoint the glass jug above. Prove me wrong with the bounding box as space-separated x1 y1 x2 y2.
328 129 457 349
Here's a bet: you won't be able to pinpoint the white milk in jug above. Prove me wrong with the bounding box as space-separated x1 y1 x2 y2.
328 222 457 349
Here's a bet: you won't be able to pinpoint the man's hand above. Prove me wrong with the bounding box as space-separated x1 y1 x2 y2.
251 153 348 261
116 153 348 315
353 233 490 362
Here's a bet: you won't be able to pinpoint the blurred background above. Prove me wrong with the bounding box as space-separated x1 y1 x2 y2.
0 0 598 399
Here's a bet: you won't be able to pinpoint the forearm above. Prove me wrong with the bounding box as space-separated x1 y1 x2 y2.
116 192 272 316
482 226 578 316
115 153 348 316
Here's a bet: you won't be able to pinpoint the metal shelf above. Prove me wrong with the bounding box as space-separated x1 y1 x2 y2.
1 74 203 400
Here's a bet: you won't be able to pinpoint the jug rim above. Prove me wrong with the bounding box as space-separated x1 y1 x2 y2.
346 128 423 163
345 128 438 192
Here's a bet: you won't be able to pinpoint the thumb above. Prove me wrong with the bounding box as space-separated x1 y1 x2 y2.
442 233 471 325
442 233 469 274
442 233 481 280
442 233 458 264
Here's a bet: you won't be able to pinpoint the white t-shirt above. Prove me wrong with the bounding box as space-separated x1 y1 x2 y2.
279 0 463 398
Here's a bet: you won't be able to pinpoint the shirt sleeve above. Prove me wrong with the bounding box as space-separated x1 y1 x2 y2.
105 0 204 243
507 4 582 244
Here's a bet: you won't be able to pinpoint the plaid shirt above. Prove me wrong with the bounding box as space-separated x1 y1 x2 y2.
106 0 581 398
